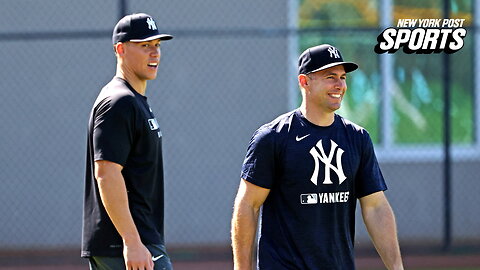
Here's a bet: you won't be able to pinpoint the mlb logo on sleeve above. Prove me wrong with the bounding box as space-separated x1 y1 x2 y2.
148 118 159 130
300 193 318 205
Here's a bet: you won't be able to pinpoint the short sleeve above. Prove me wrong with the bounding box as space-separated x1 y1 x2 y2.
355 131 387 198
92 96 135 166
240 127 276 189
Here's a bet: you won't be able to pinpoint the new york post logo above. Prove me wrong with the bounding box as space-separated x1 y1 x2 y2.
374 18 467 54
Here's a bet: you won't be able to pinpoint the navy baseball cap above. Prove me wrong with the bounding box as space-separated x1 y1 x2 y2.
112 13 173 44
298 44 358 75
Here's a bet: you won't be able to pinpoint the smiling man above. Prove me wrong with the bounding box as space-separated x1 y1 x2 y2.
232 44 404 270
82 13 173 270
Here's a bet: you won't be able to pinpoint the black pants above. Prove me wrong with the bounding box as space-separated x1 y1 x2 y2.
89 244 173 270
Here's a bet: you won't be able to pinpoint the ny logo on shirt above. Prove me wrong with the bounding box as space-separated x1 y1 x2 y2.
309 139 347 186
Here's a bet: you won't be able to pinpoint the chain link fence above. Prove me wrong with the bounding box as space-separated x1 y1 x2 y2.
0 0 478 257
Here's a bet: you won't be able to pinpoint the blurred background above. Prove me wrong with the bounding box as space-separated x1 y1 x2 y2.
0 0 479 269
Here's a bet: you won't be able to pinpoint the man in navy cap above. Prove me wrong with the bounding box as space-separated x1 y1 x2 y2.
82 13 173 270
232 44 404 270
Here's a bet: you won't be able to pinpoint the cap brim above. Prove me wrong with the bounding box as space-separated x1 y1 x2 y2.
308 62 358 74
129 34 173 42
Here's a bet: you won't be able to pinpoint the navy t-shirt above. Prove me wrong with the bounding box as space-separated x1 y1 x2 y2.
241 109 387 270
82 77 165 257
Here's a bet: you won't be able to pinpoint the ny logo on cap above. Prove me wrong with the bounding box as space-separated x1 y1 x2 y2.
146 17 157 30
328 46 340 59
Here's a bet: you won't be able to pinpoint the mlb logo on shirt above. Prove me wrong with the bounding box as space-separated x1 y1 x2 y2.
300 193 318 205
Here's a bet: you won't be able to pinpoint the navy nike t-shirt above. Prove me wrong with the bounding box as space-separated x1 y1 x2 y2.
241 109 387 270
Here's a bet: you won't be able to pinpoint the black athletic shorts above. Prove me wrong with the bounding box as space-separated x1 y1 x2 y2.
89 244 172 270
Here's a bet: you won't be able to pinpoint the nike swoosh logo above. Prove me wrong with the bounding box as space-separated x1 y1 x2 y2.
152 254 164 261
296 134 310 141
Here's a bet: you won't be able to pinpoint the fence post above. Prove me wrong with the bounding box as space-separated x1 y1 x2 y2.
119 0 128 20
442 0 452 253
379 0 394 149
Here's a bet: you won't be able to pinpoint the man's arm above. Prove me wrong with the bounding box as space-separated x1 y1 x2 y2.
360 191 404 270
95 160 154 270
231 179 270 270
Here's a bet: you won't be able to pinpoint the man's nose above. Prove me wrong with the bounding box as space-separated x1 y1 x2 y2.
335 79 345 89
150 47 160 56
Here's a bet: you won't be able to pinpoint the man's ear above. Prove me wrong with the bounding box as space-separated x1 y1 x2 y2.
114 43 125 55
298 74 308 87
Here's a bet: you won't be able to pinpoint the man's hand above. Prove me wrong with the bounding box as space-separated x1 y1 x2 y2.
123 240 154 270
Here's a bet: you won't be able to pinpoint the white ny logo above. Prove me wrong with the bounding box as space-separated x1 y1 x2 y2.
327 46 340 58
309 139 347 186
146 17 157 30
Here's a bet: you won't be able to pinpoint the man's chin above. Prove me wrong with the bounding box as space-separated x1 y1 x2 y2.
145 74 158 81
329 104 342 111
